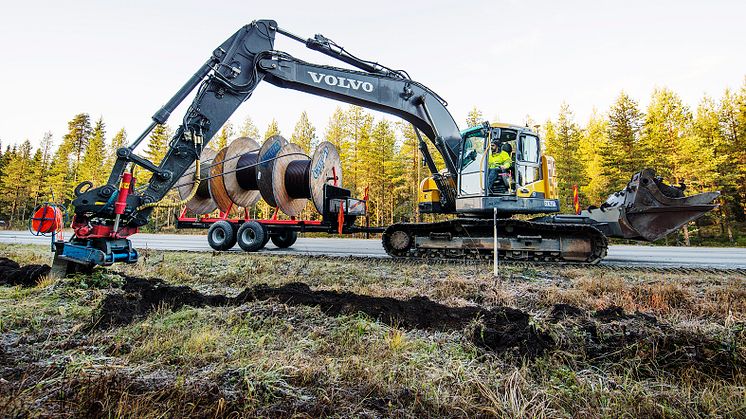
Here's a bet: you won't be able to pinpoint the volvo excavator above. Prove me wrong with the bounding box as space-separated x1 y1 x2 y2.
52 19 719 271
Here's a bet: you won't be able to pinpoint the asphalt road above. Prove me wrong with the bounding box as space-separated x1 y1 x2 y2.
2 230 745 269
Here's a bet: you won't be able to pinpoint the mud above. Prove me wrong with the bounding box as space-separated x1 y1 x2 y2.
92 276 744 373
0 257 51 287
95 276 229 329
96 277 552 356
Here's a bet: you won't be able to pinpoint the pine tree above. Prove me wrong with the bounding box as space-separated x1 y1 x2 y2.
598 92 644 196
0 141 34 225
345 106 374 196
579 110 608 205
290 111 317 154
144 124 170 166
395 123 422 221
264 119 280 140
719 87 746 222
640 88 694 184
80 117 107 186
239 115 260 139
62 113 93 184
465 106 484 128
324 107 347 150
543 104 585 212
212 120 233 151
107 128 127 170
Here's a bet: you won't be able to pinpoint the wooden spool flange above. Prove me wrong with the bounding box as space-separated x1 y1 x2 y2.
211 137 261 211
256 135 288 208
177 148 218 214
309 141 343 213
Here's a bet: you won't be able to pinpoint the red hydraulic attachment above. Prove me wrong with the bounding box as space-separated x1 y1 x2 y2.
73 172 139 239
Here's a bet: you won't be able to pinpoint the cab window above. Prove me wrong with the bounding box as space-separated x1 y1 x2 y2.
518 135 540 163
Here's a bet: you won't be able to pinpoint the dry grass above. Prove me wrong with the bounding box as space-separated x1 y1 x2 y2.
1 243 744 417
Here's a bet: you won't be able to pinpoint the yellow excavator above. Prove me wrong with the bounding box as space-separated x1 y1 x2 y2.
51 19 719 271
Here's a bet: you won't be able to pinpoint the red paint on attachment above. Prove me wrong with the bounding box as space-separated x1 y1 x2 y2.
115 172 133 216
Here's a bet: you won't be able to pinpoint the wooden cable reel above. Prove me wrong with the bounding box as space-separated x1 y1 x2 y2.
184 135 343 218
210 137 261 212
256 135 288 208
177 148 218 214
271 140 343 217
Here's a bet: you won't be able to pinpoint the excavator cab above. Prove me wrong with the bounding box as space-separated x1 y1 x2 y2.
443 123 560 216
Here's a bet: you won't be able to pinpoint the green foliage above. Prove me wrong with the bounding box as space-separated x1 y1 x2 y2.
290 111 316 155
211 120 234 151
1 80 745 239
80 118 107 186
465 106 484 128
544 104 585 211
239 115 260 140
264 118 280 140
598 92 644 197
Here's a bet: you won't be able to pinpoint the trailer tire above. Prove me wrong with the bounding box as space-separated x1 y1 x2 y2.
207 221 236 251
271 230 298 248
237 221 266 252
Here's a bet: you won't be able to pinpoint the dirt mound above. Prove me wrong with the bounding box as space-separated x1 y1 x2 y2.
0 257 51 287
236 283 552 356
95 278 552 356
95 276 229 328
92 277 744 373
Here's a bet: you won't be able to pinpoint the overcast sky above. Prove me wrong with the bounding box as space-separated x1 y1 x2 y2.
1 0 744 150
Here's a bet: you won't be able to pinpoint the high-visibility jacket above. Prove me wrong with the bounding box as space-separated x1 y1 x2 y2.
489 150 511 170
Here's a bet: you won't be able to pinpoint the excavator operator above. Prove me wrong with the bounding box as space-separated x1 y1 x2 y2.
488 141 512 193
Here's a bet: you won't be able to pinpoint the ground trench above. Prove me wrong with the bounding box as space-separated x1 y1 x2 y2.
93 274 744 376
1 257 743 377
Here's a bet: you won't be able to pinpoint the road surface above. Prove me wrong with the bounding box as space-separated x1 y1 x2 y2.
1 230 745 269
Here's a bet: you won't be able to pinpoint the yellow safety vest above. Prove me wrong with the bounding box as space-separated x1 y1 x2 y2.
489 150 511 170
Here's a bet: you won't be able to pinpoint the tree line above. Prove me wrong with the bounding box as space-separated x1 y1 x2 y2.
1 80 744 243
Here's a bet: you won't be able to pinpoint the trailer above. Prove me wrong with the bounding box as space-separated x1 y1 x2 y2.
176 184 384 252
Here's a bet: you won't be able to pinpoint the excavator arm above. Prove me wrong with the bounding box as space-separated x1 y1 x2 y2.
62 19 462 269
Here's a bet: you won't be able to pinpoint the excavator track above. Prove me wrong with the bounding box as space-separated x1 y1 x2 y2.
382 218 608 264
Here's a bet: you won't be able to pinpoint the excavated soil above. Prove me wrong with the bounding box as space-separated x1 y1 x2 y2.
0 257 50 287
96 276 552 356
91 275 745 374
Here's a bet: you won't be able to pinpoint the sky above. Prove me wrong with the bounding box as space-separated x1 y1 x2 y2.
0 0 744 151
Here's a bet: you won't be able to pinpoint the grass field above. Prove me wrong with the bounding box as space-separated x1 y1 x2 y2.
1 243 744 417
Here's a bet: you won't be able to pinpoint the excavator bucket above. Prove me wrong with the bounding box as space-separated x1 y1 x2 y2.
581 169 720 242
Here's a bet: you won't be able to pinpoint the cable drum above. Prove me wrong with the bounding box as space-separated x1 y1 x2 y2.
272 143 310 217
177 148 218 214
257 135 288 208
209 145 233 213
221 137 262 209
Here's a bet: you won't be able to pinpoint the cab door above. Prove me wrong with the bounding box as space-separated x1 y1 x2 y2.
457 134 488 196
515 134 542 188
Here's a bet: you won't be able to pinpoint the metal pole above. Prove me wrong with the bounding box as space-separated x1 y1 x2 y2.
493 207 498 276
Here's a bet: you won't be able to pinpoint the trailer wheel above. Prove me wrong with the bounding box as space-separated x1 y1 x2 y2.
271 230 298 248
207 221 237 251
237 221 266 252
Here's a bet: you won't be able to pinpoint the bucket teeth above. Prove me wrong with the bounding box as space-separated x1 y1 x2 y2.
583 169 719 242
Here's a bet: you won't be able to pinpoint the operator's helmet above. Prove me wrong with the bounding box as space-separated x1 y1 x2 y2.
501 143 512 154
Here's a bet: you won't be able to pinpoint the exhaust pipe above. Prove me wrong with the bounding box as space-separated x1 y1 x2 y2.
582 169 719 241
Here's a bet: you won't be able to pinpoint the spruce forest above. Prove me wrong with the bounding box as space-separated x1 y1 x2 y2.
1 84 745 245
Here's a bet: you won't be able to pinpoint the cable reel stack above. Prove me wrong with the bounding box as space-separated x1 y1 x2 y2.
179 135 343 218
